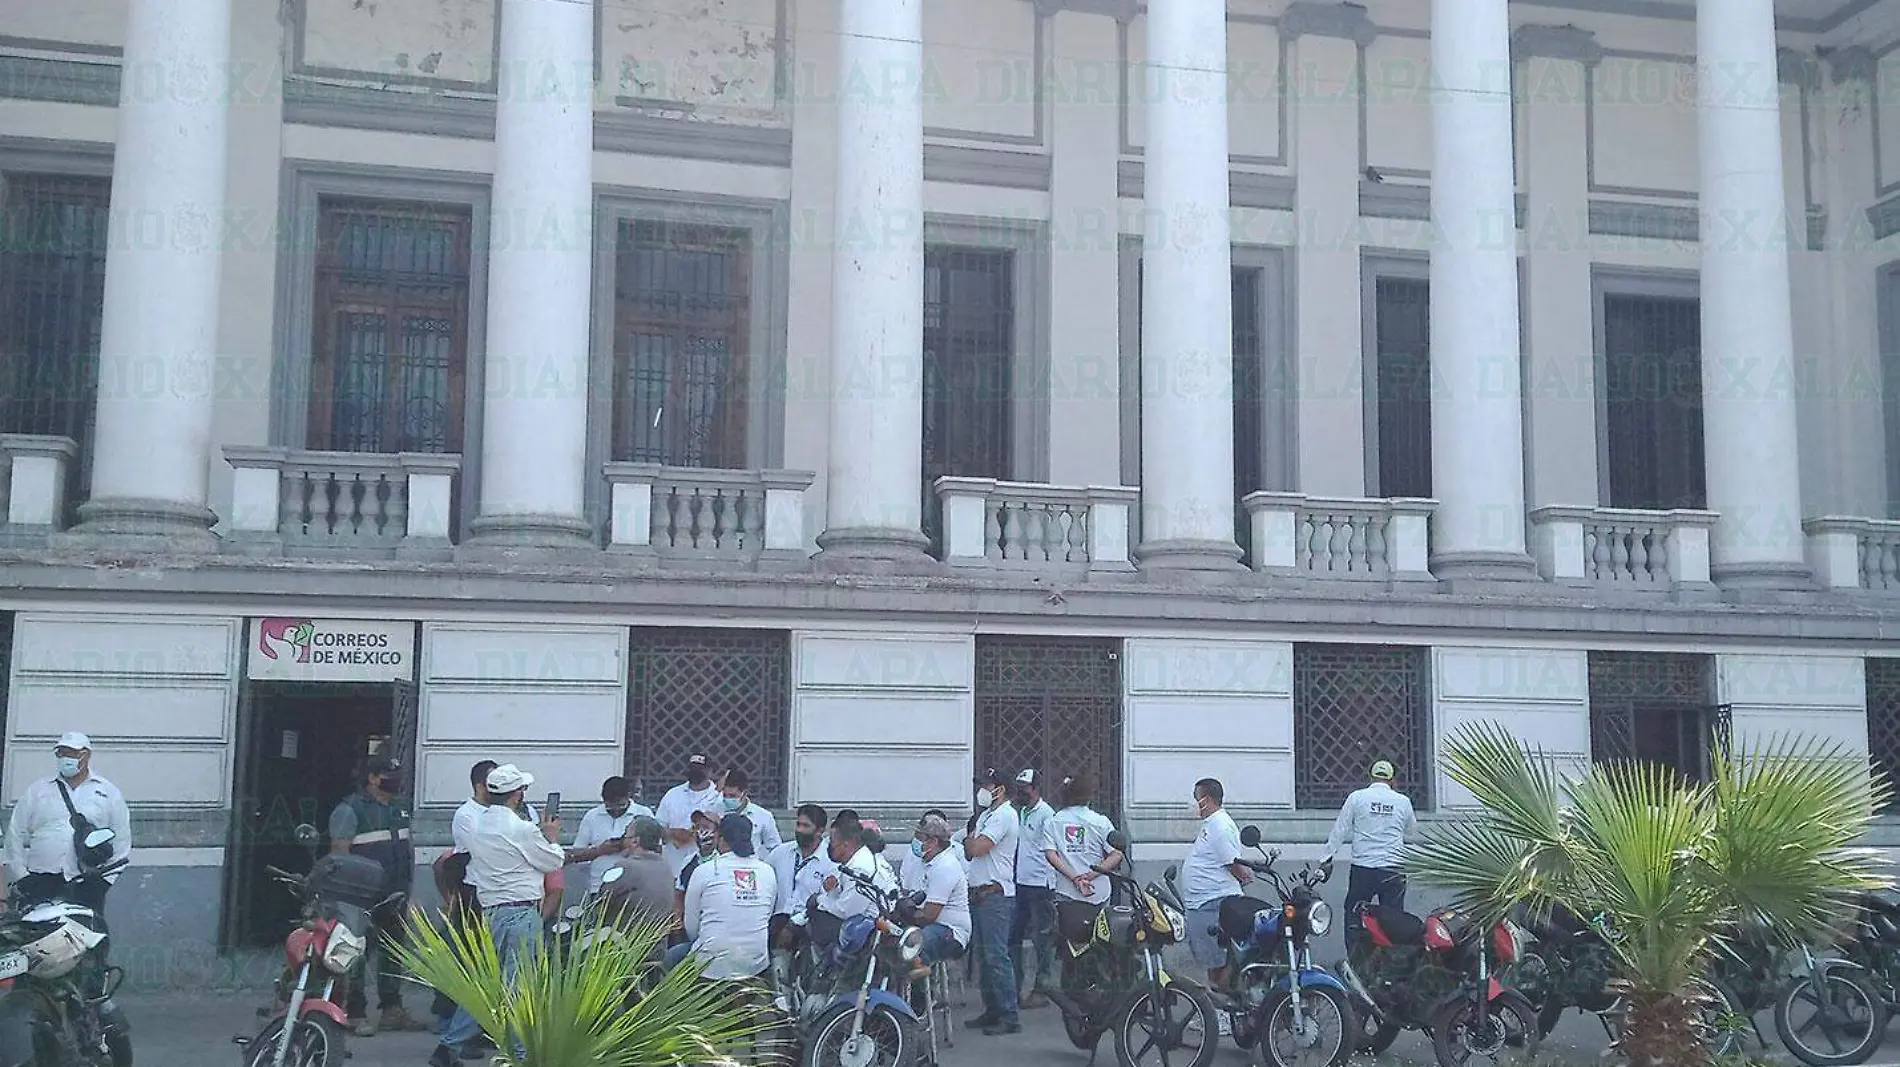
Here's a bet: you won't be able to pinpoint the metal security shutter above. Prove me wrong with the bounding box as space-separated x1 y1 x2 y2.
1294 644 1432 810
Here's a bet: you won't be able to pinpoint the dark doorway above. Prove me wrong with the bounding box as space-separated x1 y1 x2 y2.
1587 652 1723 782
1600 292 1705 510
974 637 1123 820
221 682 401 949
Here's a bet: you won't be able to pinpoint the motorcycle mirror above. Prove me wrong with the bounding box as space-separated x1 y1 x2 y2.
563 906 583 921
82 828 114 850
551 921 573 935
601 866 624 886
907 891 927 908
1164 865 1178 882
1239 826 1262 848
293 824 320 847
1106 831 1127 852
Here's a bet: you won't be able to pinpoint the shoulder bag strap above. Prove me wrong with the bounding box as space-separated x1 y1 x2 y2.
54 779 82 819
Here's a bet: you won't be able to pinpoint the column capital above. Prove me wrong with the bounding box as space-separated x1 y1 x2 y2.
1778 47 1821 90
1823 45 1876 84
1509 24 1602 66
1280 2 1377 47
1031 0 1139 20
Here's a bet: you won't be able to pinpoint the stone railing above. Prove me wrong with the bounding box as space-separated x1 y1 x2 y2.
0 434 79 534
933 478 1138 571
1530 506 1716 587
1805 517 1900 592
604 464 814 565
223 447 460 555
1240 493 1435 580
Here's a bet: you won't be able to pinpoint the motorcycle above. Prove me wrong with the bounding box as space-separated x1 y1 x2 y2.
1338 901 1539 1066
1201 827 1353 1067
1772 893 1897 1067
1044 832 1217 1067
779 868 934 1067
232 824 405 1067
0 827 131 1067
1504 902 1622 1041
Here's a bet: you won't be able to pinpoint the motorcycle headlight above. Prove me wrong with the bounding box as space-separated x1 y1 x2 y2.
1161 905 1186 942
899 927 925 962
1307 901 1333 938
322 924 365 974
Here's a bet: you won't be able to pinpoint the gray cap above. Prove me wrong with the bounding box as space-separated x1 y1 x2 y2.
915 814 953 842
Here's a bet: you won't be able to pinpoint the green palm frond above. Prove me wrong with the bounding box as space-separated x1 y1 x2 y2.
394 903 771 1067
1435 721 1568 847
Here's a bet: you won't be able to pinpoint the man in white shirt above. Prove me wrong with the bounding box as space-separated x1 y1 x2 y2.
1181 777 1252 995
431 764 564 1067
657 754 721 877
565 776 652 896
909 815 971 965
1320 760 1420 947
1040 773 1123 1017
438 759 497 918
769 804 832 939
1009 769 1059 1008
5 732 131 920
718 768 782 854
668 814 777 981
963 769 1022 1036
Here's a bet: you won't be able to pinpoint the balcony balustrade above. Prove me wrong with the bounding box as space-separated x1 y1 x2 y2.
1529 506 1716 589
0 435 79 539
604 464 814 567
933 478 1138 572
1241 493 1436 582
223 447 460 557
1806 517 1900 593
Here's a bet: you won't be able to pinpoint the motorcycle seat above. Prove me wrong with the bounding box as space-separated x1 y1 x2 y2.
1362 904 1426 946
1219 897 1275 942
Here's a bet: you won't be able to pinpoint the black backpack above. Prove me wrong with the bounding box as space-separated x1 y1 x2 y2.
56 780 114 873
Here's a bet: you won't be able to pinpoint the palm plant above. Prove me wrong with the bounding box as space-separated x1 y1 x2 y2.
1406 722 1890 1067
392 903 775 1067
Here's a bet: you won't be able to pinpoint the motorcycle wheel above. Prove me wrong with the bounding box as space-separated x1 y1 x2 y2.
801 1004 919 1067
1702 978 1752 1059
1112 981 1217 1067
242 1016 347 1067
1430 991 1537 1067
1255 985 1352 1067
1774 970 1889 1067
107 1031 132 1067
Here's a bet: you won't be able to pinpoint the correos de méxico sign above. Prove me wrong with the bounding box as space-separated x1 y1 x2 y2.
247 618 417 682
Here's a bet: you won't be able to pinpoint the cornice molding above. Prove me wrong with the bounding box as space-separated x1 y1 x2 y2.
1510 24 1604 66
1279 3 1377 47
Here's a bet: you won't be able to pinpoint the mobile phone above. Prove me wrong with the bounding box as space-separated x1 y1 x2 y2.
545 792 561 820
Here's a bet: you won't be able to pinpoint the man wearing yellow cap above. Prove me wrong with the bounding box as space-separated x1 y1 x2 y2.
1319 760 1419 948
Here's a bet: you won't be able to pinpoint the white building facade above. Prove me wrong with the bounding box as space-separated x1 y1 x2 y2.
2 0 1900 961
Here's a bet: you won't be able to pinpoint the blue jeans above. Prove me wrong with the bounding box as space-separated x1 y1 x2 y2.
663 941 694 971
971 891 1018 1024
439 903 543 1053
1010 884 1058 992
919 923 963 965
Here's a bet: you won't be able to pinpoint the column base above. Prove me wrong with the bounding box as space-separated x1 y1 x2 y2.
59 497 220 553
1712 560 1814 592
1429 550 1540 583
1135 538 1245 577
462 513 596 553
813 527 936 574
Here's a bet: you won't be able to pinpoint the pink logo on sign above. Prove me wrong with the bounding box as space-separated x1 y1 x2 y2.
734 869 757 895
1064 826 1086 847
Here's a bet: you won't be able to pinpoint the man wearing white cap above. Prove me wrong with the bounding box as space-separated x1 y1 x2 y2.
432 764 562 1067
4 732 130 918
1320 759 1419 949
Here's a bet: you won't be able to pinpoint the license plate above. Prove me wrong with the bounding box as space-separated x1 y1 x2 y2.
0 953 27 980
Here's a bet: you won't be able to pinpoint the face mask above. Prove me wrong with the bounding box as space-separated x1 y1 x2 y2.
378 776 400 794
795 830 817 849
606 803 629 818
695 829 716 854
722 796 744 813
975 788 992 811
687 770 708 786
910 839 925 858
56 757 81 779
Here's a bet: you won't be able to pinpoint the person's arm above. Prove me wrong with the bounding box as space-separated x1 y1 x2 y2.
108 789 132 865
759 812 782 852
5 791 30 882
328 803 356 856
963 831 996 858
1321 795 1357 861
1220 822 1252 884
683 865 705 942
523 817 566 873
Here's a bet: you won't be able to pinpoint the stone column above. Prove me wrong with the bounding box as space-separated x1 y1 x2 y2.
1428 0 1535 579
70 0 234 548
1696 0 1809 586
467 0 596 549
814 0 930 563
1514 26 1603 510
1283 3 1376 497
1136 0 1242 572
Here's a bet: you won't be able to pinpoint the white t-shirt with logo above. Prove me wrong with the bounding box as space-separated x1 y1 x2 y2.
657 781 721 876
1181 808 1244 910
817 845 895 921
965 803 1020 896
1044 805 1118 906
921 848 972 946
767 839 834 917
683 854 778 980
1014 799 1057 888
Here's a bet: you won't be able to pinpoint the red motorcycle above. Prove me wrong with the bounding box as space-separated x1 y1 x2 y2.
234 824 405 1067
1335 903 1538 1066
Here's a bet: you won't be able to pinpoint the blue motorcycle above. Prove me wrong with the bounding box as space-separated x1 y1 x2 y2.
1202 826 1355 1067
780 869 935 1067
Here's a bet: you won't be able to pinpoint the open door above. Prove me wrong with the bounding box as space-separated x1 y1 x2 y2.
219 684 267 951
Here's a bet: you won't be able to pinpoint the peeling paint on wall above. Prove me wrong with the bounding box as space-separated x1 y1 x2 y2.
603 0 783 124
300 0 495 88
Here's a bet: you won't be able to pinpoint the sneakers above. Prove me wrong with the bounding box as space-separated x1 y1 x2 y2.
353 1017 379 1038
